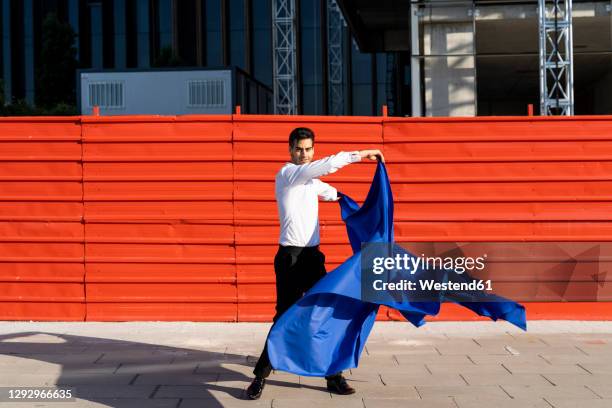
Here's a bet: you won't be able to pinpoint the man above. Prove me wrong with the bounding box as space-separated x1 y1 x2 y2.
246 127 384 400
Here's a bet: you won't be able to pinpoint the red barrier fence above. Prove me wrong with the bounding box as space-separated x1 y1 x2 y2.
2 113 612 321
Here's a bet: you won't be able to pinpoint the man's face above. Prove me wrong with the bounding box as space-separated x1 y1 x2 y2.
289 138 314 165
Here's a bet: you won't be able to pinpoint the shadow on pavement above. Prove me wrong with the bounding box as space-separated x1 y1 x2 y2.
0 331 325 407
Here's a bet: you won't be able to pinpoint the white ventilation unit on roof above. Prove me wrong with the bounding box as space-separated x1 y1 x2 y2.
88 81 125 109
187 79 225 108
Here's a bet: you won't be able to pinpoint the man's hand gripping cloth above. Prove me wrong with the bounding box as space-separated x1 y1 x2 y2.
266 162 526 377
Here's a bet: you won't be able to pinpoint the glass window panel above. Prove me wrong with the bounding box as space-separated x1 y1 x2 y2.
252 0 272 86
229 0 245 69
205 0 223 66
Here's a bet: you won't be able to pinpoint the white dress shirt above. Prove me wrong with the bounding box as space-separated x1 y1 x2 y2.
275 151 362 247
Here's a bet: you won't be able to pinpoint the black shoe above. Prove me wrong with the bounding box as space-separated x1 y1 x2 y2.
246 376 266 400
326 375 356 395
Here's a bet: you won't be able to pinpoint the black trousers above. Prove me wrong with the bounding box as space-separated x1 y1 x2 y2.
253 245 341 379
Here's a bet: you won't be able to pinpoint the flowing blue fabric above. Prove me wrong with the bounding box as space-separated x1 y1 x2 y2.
267 162 526 376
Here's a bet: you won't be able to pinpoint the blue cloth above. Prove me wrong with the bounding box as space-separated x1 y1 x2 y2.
267 162 526 376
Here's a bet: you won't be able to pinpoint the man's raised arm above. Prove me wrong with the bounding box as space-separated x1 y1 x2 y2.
281 149 385 186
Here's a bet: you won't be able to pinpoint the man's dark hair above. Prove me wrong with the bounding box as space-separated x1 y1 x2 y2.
289 127 315 147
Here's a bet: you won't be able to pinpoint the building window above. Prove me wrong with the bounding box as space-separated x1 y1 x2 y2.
205 0 223 66
376 53 387 115
252 0 272 87
229 0 246 70
350 39 373 116
300 0 323 115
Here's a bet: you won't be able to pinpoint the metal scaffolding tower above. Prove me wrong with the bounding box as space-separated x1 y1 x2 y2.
272 0 298 114
538 0 574 115
327 0 346 115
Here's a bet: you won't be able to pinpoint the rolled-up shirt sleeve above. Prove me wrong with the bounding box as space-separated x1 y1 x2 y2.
280 151 361 186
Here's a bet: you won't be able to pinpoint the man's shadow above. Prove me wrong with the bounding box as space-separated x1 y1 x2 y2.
0 331 327 407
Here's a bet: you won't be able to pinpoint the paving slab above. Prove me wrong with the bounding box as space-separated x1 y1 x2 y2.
544 398 612 408
501 384 600 399
416 385 511 399
460 373 553 386
271 398 362 408
541 373 612 387
501 361 589 374
380 372 467 387
181 398 273 408
584 385 612 398
425 362 510 374
133 373 218 385
362 398 456 408
71 385 157 398
453 396 552 408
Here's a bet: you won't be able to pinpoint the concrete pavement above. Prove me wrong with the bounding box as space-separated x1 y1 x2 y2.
0 321 611 407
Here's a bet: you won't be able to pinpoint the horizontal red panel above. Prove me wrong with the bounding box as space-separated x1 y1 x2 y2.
84 201 233 221
0 121 80 140
391 181 612 202
87 302 236 321
87 263 235 283
237 264 274 283
237 302 275 321
0 202 82 221
235 245 278 264
385 140 612 162
383 120 612 142
238 283 275 302
86 283 236 302
84 181 232 201
0 302 85 320
233 120 382 142
386 162 612 183
82 114 231 123
0 162 81 180
83 142 232 161
85 243 234 263
0 282 84 302
0 142 81 161
0 181 82 201
85 162 233 181
524 302 612 320
86 223 233 244
0 263 84 282
235 226 281 245
83 121 232 141
0 221 83 240
0 242 84 260
395 221 612 241
482 282 612 302
394 202 612 222
377 306 391 321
